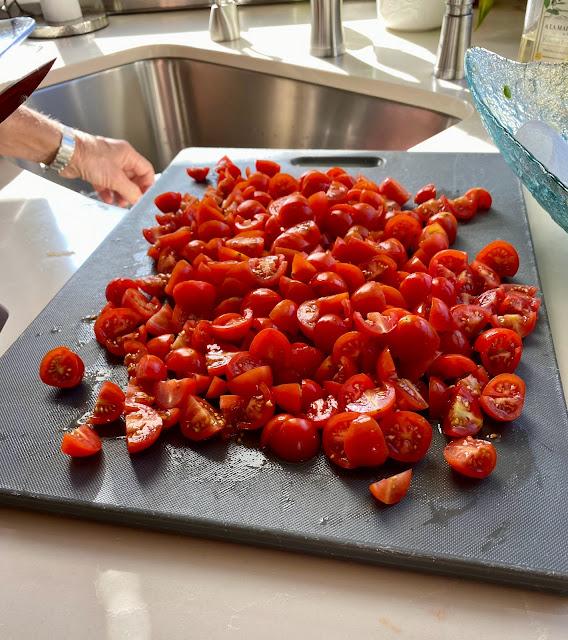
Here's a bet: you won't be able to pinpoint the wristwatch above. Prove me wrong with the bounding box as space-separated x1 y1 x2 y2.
47 126 76 174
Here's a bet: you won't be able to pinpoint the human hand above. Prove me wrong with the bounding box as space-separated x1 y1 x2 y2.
62 132 155 207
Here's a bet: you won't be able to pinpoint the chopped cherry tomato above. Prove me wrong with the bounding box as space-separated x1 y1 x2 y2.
249 328 292 368
155 191 181 213
181 395 226 441
444 436 497 479
465 187 492 211
61 424 102 458
40 346 85 389
476 240 519 278
227 365 273 396
474 328 522 375
343 414 388 467
393 378 428 411
414 183 436 205
136 354 167 382
443 381 484 438
380 411 433 462
261 415 319 462
369 470 412 505
187 166 210 182
379 177 410 205
322 412 359 469
126 404 163 453
480 373 526 422
90 381 125 425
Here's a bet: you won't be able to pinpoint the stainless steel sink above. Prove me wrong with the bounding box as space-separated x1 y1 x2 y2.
23 57 458 194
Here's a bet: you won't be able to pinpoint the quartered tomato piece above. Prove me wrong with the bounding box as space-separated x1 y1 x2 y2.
443 379 484 438
40 346 85 389
322 412 358 469
61 424 102 458
369 470 412 505
180 395 226 441
126 404 163 453
187 166 210 182
90 381 125 425
392 378 428 411
345 383 396 418
444 436 497 479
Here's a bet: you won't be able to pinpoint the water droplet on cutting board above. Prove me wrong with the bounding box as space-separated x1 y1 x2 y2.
318 516 329 525
50 326 61 334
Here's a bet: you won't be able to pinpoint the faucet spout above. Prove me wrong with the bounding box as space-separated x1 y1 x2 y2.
310 0 345 58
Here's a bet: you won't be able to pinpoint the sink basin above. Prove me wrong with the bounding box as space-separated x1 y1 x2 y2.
23 57 458 194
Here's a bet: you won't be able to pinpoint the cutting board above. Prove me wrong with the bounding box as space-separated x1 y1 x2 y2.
1 149 567 593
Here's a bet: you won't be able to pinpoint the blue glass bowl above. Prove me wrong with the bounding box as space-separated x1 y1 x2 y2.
464 47 568 232
0 17 35 57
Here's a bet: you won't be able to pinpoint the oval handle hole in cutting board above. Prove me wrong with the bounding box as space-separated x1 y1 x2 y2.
290 155 385 167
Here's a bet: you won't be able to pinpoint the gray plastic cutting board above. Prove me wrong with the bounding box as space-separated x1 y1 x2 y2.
1 149 567 593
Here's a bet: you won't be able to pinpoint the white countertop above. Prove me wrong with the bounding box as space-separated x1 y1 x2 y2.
1 3 568 638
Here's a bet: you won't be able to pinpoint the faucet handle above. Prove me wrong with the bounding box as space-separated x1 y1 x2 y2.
209 0 240 43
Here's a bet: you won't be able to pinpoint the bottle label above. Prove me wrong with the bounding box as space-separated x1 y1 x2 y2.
535 1 568 61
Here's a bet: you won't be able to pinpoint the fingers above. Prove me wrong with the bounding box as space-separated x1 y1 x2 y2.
111 171 143 206
123 143 155 193
95 186 114 205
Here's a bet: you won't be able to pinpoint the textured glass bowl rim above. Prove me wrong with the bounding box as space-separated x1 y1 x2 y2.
0 17 35 58
465 47 568 197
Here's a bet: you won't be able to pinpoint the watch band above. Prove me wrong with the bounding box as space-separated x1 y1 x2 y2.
48 126 76 174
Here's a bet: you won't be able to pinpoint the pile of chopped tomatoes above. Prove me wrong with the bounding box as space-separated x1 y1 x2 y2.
49 156 541 506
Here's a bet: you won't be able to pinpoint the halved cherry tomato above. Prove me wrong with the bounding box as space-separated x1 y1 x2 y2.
61 424 102 458
246 254 287 287
465 187 492 211
414 183 436 205
249 328 292 368
380 411 433 462
390 315 440 363
393 378 428 411
476 240 519 278
261 415 319 462
474 328 522 375
343 414 388 467
126 404 163 453
211 309 253 342
480 373 526 421
369 470 412 505
154 377 196 409
379 177 410 205
322 412 359 469
273 383 302 414
444 436 497 479
136 354 167 382
40 346 85 389
90 381 125 425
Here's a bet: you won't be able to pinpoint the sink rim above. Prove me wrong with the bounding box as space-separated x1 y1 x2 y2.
37 45 474 123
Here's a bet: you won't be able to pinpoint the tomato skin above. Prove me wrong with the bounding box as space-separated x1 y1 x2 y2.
476 240 519 278
343 414 388 467
249 328 292 369
399 272 432 308
256 159 281 177
90 381 125 425
210 310 253 342
165 348 206 376
379 411 433 462
390 315 440 363
61 424 102 458
126 404 163 453
155 191 181 213
228 365 273 396
414 183 436 205
136 354 167 382
351 282 386 315
187 166 210 182
369 470 412 505
480 373 526 421
429 354 478 380
465 187 492 211
262 415 320 462
474 328 523 375
39 347 85 389
173 280 216 316
393 378 428 411
444 436 497 479
379 177 410 205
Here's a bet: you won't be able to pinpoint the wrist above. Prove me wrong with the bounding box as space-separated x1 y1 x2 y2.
60 130 88 180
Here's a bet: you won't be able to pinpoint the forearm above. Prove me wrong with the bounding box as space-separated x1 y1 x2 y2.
0 105 62 164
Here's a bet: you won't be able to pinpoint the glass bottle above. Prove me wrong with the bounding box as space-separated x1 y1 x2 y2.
519 0 568 62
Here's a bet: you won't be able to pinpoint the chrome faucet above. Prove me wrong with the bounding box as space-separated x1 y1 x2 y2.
434 0 473 80
310 0 345 58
